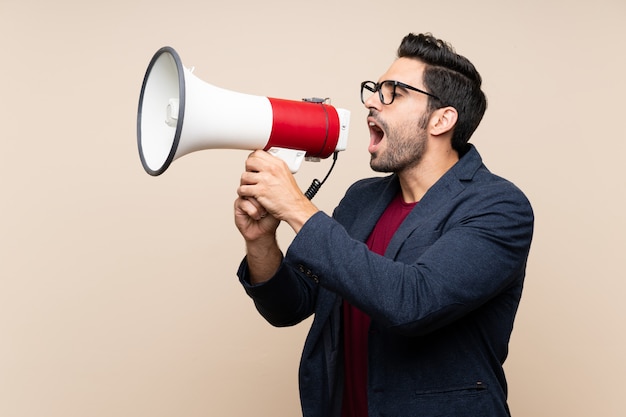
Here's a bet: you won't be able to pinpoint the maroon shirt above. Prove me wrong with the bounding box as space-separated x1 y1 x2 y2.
341 193 417 416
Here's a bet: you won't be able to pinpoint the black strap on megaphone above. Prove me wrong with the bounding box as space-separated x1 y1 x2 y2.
301 97 339 200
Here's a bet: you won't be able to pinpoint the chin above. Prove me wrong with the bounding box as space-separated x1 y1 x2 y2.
370 159 392 173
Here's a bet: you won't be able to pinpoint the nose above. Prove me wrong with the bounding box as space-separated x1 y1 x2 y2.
363 91 382 111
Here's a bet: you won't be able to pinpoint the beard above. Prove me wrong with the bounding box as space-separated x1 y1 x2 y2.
370 112 430 173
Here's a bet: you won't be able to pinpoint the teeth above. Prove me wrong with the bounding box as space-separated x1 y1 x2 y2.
369 122 376 126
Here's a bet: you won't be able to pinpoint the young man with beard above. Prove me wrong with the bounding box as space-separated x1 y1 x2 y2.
233 32 534 417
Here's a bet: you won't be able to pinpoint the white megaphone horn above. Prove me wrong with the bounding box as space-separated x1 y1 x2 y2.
137 46 350 177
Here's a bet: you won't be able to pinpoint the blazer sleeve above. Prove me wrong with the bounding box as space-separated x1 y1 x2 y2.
238 255 319 327
236 177 389 328
283 178 534 337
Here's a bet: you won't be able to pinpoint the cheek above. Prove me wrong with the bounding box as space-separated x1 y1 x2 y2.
392 117 423 140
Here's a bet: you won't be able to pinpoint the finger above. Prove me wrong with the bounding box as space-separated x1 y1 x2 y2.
246 196 265 213
245 150 268 173
235 195 267 221
239 170 260 186
237 182 258 202
246 150 289 176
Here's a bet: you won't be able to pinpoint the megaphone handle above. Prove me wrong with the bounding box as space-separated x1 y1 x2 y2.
267 147 306 173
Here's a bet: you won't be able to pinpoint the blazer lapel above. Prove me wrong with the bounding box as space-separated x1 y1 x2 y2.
351 176 401 243
385 146 483 259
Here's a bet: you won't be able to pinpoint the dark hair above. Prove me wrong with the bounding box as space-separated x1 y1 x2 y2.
397 33 487 154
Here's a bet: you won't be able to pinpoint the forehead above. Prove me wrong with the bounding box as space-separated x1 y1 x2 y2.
379 57 426 86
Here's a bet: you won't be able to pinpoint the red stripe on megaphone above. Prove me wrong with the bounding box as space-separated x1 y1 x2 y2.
265 98 340 159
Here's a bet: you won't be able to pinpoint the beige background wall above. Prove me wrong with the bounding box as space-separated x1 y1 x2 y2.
1 0 624 416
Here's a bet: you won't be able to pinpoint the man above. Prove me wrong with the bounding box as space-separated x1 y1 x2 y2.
234 33 534 417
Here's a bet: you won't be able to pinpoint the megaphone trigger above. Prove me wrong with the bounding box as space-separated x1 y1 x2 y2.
267 148 307 174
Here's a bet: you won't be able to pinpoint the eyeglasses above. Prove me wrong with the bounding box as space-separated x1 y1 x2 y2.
360 80 441 105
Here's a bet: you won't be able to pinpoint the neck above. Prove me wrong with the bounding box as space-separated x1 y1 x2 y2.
397 145 459 203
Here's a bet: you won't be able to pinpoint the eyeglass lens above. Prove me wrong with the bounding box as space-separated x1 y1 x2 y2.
361 81 396 104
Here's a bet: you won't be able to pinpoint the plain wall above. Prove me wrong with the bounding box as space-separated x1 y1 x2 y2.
1 0 624 416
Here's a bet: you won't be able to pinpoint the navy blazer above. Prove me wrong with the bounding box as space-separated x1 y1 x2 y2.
239 145 534 417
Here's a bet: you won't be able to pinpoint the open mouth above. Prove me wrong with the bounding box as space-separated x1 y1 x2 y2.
368 117 385 153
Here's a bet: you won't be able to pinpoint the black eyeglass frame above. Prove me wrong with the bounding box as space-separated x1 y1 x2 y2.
360 80 441 105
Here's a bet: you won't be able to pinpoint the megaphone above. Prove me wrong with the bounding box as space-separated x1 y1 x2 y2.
137 46 350 176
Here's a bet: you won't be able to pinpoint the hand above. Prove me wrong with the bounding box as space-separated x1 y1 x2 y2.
233 155 285 284
237 150 319 233
234 195 280 243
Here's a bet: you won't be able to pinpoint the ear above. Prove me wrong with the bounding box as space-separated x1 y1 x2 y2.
429 107 458 137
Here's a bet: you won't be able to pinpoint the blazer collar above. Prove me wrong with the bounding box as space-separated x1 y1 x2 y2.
385 145 484 258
